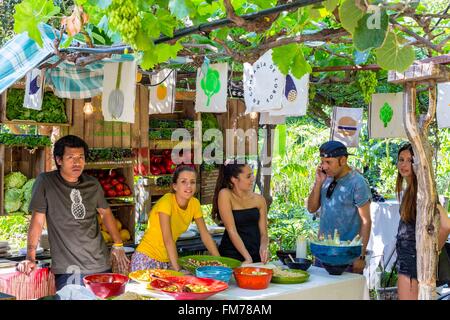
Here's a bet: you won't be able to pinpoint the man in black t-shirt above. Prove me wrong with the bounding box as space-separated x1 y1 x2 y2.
17 135 129 291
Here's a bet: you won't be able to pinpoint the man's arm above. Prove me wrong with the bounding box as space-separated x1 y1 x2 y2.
307 166 327 213
17 211 46 275
357 201 372 255
352 201 371 273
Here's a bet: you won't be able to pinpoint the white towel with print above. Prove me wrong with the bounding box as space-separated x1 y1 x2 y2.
269 73 309 116
23 68 45 110
437 82 450 128
195 62 228 113
102 60 136 123
149 69 176 114
330 106 363 148
369 93 407 138
243 50 284 114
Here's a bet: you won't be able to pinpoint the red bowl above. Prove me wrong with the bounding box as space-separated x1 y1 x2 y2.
149 276 228 300
233 267 273 290
83 273 129 299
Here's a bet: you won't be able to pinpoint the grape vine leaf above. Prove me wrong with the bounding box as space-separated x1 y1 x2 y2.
324 0 340 13
13 0 60 47
157 9 177 38
339 0 364 34
375 32 416 72
168 0 196 20
353 9 388 51
272 44 311 79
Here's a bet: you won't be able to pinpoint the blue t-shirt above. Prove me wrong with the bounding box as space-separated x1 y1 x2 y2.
319 169 371 241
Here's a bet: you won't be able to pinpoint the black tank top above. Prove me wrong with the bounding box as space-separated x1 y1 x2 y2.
219 207 261 262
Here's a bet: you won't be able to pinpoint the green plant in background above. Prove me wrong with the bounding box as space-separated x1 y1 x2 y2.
6 89 68 123
357 71 378 104
0 215 30 251
0 133 51 148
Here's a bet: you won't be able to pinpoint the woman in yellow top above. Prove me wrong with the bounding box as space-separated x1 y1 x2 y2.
130 165 220 271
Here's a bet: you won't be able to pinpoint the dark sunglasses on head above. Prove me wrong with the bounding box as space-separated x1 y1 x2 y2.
326 179 337 199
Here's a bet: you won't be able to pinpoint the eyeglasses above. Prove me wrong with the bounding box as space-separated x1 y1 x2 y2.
326 179 337 199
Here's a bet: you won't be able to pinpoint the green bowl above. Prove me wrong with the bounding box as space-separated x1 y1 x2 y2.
271 269 310 284
178 255 242 274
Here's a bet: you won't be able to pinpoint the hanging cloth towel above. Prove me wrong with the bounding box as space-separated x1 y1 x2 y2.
243 50 284 114
149 69 176 114
195 62 228 113
369 92 407 138
330 106 363 147
437 82 450 129
101 60 136 123
269 73 309 117
23 68 45 110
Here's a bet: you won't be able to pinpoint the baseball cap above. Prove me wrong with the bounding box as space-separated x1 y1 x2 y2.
319 141 352 158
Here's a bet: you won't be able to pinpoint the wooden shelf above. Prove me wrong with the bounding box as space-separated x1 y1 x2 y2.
148 140 199 150
149 185 172 196
1 119 71 127
84 160 134 170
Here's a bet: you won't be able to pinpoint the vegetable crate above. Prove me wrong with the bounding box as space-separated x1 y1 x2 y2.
200 168 220 205
0 89 72 126
84 161 136 245
0 145 48 215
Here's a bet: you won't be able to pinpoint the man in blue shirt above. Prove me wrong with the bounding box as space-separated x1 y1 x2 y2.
307 141 372 273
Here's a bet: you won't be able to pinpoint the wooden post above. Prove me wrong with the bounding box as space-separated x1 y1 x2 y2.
403 82 439 300
261 124 275 209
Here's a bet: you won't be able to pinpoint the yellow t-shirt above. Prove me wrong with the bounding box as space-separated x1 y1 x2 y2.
136 193 203 262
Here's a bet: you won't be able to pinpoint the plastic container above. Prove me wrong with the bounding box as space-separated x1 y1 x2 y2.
196 266 233 283
233 267 273 290
83 273 129 299
296 236 307 259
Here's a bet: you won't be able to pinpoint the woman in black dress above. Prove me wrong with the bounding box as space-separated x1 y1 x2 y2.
212 161 269 264
395 143 450 299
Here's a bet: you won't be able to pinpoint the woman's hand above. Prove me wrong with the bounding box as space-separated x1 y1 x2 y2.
259 245 269 264
242 258 253 266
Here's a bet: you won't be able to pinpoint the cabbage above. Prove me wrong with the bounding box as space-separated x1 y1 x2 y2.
4 172 28 189
9 211 27 216
20 198 31 213
4 188 23 213
21 178 35 201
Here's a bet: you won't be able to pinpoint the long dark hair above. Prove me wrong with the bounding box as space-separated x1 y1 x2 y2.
396 143 417 223
211 161 247 222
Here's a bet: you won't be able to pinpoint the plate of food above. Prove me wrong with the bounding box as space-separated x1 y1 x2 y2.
148 275 228 300
178 255 242 274
128 269 184 284
270 267 310 284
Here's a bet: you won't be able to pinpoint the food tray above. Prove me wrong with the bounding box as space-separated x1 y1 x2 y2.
178 255 241 274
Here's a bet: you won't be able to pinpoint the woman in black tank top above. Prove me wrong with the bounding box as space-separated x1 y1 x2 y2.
212 161 268 264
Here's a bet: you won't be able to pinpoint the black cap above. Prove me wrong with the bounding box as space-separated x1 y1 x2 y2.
319 141 352 158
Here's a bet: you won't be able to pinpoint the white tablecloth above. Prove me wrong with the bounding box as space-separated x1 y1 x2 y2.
364 200 400 289
126 264 369 300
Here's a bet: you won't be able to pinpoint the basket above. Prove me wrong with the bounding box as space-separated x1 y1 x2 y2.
376 286 398 300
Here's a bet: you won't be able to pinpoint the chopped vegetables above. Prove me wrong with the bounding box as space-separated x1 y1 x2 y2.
313 230 362 246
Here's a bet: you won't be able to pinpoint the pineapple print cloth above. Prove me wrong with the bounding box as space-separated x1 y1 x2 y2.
29 171 110 274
